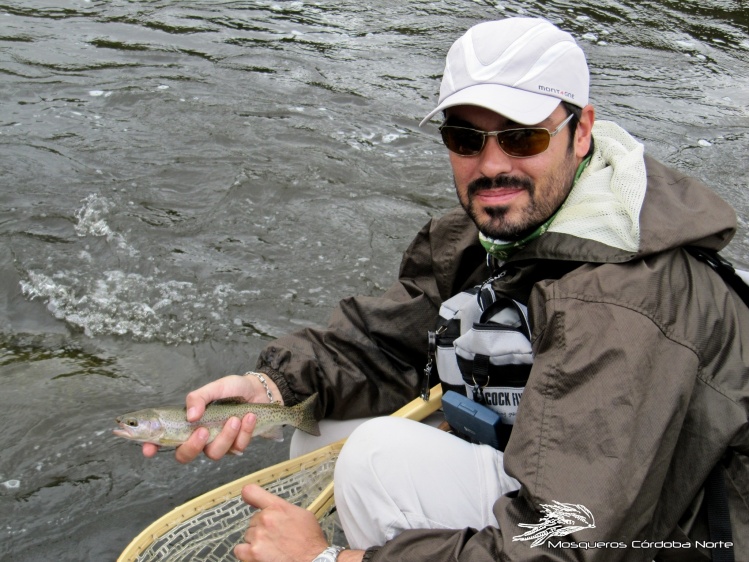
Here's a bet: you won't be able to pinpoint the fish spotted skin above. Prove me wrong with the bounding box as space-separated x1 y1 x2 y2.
113 393 320 446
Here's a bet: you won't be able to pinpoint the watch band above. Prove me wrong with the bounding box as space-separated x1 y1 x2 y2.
312 545 346 562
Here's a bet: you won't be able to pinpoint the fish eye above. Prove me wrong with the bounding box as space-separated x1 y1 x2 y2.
126 419 139 427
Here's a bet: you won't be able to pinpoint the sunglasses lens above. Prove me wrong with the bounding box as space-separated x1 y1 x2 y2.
440 125 554 157
498 128 550 158
440 127 484 156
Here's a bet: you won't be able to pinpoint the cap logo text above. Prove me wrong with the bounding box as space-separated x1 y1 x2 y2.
538 85 575 100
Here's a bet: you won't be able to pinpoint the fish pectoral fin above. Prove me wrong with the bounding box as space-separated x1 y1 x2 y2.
258 425 284 442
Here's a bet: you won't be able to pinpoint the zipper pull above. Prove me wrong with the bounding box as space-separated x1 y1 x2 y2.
422 325 446 401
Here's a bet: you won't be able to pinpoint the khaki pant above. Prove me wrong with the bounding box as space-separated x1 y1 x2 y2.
293 416 520 549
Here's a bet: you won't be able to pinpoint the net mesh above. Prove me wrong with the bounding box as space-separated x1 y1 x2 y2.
132 456 344 562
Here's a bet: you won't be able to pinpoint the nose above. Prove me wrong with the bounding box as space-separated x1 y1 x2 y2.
477 134 514 177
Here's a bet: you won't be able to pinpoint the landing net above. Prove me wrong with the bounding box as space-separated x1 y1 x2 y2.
119 443 345 562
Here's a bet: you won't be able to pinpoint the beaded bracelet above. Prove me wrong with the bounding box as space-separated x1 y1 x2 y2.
244 371 276 403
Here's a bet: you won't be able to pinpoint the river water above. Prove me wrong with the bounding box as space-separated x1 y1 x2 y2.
1 1 747 560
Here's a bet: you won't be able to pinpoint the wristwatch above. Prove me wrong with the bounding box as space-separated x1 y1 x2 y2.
312 545 346 562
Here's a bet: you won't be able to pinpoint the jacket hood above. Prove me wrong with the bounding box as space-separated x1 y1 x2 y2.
514 121 736 264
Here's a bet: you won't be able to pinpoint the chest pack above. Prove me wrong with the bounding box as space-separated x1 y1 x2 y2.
423 275 532 450
424 248 749 421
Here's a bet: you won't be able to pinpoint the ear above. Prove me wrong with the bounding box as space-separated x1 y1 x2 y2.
574 105 595 159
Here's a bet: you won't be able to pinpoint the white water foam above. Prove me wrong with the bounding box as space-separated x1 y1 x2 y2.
20 269 264 344
19 195 263 344
74 194 138 257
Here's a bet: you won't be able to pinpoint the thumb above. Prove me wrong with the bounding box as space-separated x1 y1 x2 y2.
185 389 211 422
241 484 285 510
185 375 254 422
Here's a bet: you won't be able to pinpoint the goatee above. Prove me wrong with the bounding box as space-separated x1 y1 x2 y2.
463 175 537 240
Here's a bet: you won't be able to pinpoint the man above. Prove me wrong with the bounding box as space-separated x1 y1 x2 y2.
144 17 749 561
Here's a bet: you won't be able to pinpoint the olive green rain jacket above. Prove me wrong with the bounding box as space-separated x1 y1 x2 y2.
257 122 749 561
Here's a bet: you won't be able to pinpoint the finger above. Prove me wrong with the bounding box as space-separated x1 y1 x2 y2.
242 483 285 511
234 542 252 562
185 375 253 422
236 526 261 560
229 413 257 455
185 388 213 422
142 443 159 458
174 427 210 464
246 503 268 531
203 416 242 461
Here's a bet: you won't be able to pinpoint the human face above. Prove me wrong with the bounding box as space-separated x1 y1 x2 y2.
446 104 593 241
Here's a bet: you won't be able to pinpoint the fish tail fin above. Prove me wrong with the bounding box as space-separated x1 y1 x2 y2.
292 393 321 436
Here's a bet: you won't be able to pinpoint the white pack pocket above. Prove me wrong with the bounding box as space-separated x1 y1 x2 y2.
453 298 532 425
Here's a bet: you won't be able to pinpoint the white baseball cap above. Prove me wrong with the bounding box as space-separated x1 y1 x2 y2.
420 18 589 126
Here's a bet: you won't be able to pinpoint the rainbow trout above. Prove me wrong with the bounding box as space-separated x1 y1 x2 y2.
113 393 320 446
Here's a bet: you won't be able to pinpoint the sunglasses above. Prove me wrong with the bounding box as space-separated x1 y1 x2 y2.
439 113 575 158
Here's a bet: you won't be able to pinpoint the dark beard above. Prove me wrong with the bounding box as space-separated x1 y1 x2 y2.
462 175 537 240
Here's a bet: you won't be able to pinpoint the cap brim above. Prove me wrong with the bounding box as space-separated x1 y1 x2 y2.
419 83 561 127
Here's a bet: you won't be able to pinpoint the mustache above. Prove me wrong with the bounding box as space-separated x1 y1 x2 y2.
467 175 534 196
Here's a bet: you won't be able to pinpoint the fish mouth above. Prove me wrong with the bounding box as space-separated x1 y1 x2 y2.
113 428 133 439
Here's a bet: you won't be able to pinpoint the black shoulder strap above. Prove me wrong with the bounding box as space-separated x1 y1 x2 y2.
685 246 740 562
686 246 749 307
704 461 735 562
